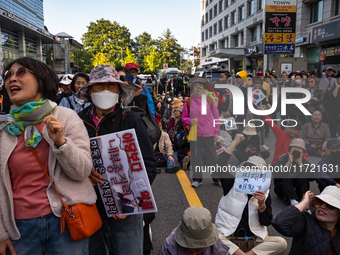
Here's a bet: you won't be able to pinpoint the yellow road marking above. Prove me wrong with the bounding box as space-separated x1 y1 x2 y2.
176 170 203 207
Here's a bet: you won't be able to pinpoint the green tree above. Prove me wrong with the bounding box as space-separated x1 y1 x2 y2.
144 46 163 73
156 29 182 68
123 47 135 66
133 32 156 73
78 49 93 73
81 19 132 67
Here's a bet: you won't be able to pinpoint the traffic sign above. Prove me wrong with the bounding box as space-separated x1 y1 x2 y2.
163 63 168 69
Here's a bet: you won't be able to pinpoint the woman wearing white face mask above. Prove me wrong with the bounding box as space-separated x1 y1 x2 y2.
77 65 157 255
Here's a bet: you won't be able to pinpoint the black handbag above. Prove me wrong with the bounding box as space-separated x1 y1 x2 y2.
154 152 166 167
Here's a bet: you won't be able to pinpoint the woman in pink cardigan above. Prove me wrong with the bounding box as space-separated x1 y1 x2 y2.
182 77 220 188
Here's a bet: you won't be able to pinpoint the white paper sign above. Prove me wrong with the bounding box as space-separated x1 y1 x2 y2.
90 129 157 216
224 117 237 131
252 89 266 105
234 168 272 195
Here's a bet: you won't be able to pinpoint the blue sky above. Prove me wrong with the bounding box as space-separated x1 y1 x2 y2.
44 0 201 49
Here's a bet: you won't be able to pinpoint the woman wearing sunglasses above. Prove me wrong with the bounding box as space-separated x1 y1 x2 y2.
272 186 340 254
305 77 324 123
0 57 95 255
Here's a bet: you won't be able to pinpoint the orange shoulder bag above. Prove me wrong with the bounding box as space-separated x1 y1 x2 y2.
25 133 102 241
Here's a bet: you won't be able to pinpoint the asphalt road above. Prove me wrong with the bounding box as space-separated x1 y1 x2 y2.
149 128 321 255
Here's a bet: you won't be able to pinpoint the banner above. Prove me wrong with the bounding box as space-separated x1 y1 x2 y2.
90 129 157 216
234 168 272 195
264 0 296 54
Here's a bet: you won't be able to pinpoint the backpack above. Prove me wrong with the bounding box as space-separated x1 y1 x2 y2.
121 105 161 144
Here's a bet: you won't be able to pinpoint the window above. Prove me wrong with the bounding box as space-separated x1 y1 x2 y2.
239 6 244 21
209 9 213 21
209 26 212 38
214 4 218 17
231 11 236 25
202 32 205 42
231 0 236 3
258 0 264 10
336 0 340 16
206 0 209 7
225 0 229 8
206 13 209 23
201 16 205 26
219 39 226 49
214 23 217 35
202 0 205 10
205 29 208 40
251 27 257 42
219 19 223 32
311 1 323 23
240 32 244 45
248 0 254 15
224 15 229 29
235 35 239 47
219 0 223 13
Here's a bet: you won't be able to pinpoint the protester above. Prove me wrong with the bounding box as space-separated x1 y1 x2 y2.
182 77 221 188
304 77 324 122
125 62 155 117
155 117 181 173
234 124 270 162
216 134 287 255
59 72 91 113
273 139 311 205
163 99 174 129
0 57 95 255
272 187 340 254
160 74 167 94
167 104 184 144
257 108 306 164
328 74 340 137
301 110 331 156
158 207 230 255
155 100 165 117
55 74 74 105
316 138 340 192
77 65 157 255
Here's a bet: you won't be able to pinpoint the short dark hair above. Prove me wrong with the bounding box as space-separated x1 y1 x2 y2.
115 66 129 74
3 57 59 101
70 72 89 93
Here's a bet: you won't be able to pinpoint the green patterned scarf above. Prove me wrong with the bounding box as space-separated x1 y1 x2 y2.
0 99 57 148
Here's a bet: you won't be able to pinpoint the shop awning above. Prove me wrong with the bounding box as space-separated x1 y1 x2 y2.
208 48 245 58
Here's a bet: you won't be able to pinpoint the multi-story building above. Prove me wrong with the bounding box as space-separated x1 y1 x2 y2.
200 0 340 74
0 0 56 71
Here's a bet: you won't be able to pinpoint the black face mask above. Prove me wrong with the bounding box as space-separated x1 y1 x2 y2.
292 150 301 159
330 151 340 160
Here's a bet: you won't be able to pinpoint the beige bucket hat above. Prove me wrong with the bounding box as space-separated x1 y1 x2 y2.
287 138 306 153
174 207 219 249
315 185 340 210
242 124 257 136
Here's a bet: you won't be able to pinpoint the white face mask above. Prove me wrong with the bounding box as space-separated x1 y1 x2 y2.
91 90 119 110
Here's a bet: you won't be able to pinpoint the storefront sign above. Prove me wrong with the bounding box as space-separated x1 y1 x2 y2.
246 43 263 57
312 20 340 43
265 0 296 54
320 46 340 57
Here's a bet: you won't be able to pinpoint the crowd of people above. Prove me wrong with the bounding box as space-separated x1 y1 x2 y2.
0 54 339 255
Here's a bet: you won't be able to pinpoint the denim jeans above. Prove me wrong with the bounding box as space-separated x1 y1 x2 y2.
7 213 88 255
164 155 175 168
89 188 143 255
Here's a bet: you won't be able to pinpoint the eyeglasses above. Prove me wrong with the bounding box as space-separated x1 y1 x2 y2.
329 146 340 152
308 81 315 84
3 67 33 82
314 197 336 210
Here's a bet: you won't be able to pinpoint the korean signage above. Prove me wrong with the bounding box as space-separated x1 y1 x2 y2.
90 129 157 216
312 20 340 43
320 46 340 57
245 43 263 57
264 0 296 54
234 168 272 195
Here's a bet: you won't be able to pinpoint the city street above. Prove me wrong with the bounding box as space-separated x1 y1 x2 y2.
150 128 321 255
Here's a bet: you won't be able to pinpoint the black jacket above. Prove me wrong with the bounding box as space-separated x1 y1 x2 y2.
272 205 340 255
78 104 157 184
329 86 340 119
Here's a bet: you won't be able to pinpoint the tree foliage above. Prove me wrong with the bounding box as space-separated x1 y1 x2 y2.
156 29 182 68
144 46 164 73
124 47 135 66
81 19 132 68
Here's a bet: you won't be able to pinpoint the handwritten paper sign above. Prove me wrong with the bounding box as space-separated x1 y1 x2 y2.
234 168 272 195
224 117 237 131
252 89 266 105
90 129 157 216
